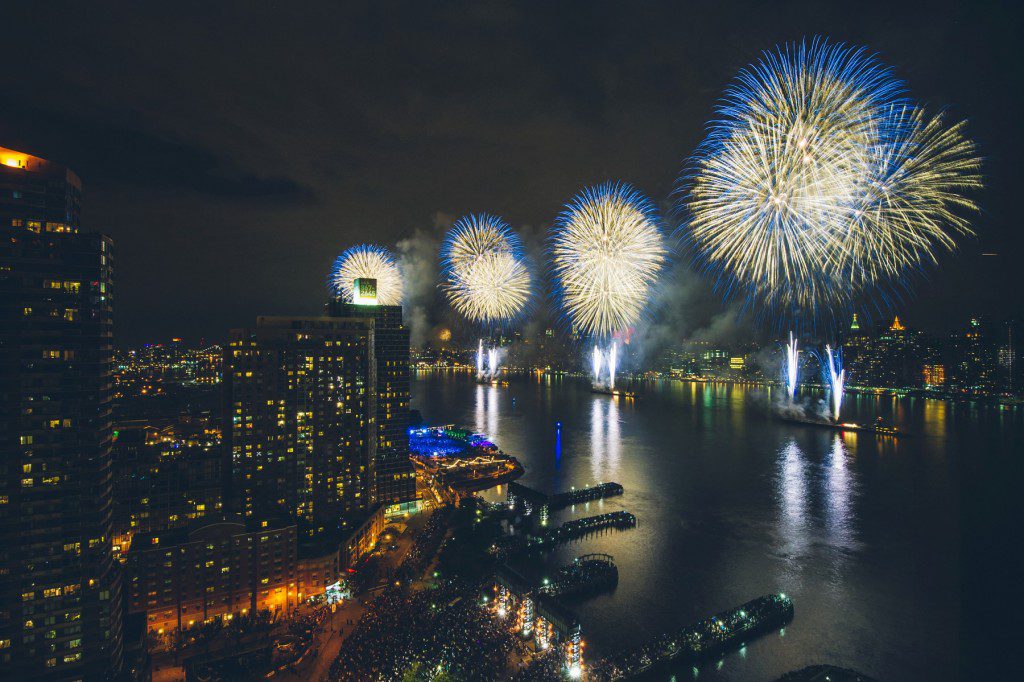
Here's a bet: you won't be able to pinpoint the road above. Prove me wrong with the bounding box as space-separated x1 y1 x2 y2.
298 508 433 681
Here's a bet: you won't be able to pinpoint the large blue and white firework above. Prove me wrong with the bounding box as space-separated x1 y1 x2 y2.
329 244 404 305
679 38 981 322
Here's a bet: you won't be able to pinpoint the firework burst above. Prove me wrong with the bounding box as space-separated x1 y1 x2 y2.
328 244 403 305
441 214 531 325
551 181 667 338
680 38 981 320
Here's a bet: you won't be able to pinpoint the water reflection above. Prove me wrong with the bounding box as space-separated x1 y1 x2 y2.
413 373 1005 680
777 439 809 566
473 383 499 438
824 435 857 551
554 422 562 468
589 397 621 482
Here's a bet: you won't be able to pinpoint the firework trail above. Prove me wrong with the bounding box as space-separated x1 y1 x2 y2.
608 342 618 389
824 344 846 421
328 244 404 306
680 38 981 322
785 332 800 402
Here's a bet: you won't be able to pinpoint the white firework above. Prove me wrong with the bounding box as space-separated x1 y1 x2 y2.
329 244 404 306
551 182 667 338
442 214 531 325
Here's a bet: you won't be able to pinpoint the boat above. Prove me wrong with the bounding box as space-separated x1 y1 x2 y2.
778 414 908 438
590 385 636 398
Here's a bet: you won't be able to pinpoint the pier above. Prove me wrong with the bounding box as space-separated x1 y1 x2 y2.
538 554 618 599
507 481 625 525
492 565 585 678
592 593 795 679
531 511 635 547
550 482 624 508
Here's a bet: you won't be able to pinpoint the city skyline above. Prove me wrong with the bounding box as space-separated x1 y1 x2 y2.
1 4 1020 681
1 1 1021 343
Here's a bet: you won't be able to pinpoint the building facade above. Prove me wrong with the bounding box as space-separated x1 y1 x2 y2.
0 148 125 678
328 301 416 509
125 520 298 635
224 317 377 543
111 419 224 556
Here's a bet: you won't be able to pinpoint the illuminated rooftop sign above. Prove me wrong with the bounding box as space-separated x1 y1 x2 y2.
353 277 378 305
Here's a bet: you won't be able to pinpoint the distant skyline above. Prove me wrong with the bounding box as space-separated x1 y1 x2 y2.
2 1 1020 343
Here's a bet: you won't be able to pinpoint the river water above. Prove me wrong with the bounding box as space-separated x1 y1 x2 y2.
410 371 1019 680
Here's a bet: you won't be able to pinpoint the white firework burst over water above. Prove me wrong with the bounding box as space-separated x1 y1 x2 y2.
328 244 404 306
682 39 981 318
551 182 667 338
441 214 530 325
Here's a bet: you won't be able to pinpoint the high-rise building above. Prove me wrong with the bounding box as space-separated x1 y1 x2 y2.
1 148 125 678
328 300 416 509
111 418 224 554
846 316 925 389
922 363 946 388
223 316 377 543
947 317 997 393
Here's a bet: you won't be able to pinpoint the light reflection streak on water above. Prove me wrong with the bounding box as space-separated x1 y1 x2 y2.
778 439 809 563
825 435 855 551
607 398 620 474
473 383 500 440
589 398 622 481
555 424 562 467
474 383 485 435
590 400 603 480
487 385 498 439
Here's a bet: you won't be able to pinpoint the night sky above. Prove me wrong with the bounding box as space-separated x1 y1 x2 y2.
2 1 1020 344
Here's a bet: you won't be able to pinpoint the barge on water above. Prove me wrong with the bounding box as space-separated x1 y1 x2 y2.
778 414 908 438
591 385 637 398
594 593 794 680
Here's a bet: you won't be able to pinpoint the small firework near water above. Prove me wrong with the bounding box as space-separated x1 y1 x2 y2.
440 214 531 326
784 332 800 403
823 344 846 422
551 181 667 339
328 244 404 305
681 38 981 320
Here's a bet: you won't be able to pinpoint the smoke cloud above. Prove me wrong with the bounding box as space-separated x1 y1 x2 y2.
630 263 754 366
396 213 452 347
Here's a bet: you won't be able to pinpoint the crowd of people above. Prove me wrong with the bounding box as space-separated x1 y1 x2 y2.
327 580 518 681
326 505 529 680
396 506 452 582
509 648 564 682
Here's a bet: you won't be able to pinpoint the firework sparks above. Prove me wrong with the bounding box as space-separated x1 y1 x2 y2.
785 332 799 402
681 38 981 318
551 181 667 338
441 214 531 325
824 344 846 421
328 244 403 306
